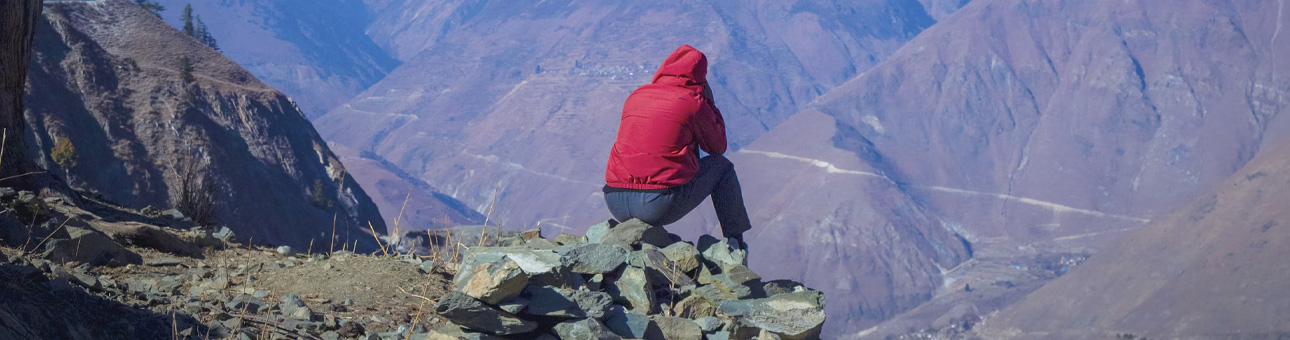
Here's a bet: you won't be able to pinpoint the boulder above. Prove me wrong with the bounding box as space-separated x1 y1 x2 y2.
554 233 586 245
694 316 723 333
660 242 701 273
599 219 673 249
453 253 529 304
522 286 614 320
497 297 529 314
561 243 628 275
696 235 746 272
607 266 657 314
526 238 558 250
280 294 319 321
708 265 762 299
717 291 826 340
672 294 719 319
585 219 616 244
42 225 141 267
468 246 580 287
519 228 542 241
762 279 806 297
651 316 704 340
434 292 538 335
604 308 658 338
631 248 696 288
553 318 622 340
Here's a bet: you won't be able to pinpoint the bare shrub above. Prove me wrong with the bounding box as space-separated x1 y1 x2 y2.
171 160 217 226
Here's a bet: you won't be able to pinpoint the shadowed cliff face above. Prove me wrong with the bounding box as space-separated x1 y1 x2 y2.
23 0 387 251
152 0 400 118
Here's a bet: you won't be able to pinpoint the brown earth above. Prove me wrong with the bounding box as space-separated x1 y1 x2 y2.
23 0 387 251
976 122 1290 339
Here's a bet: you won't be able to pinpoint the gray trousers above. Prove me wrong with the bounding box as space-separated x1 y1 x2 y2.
604 155 752 238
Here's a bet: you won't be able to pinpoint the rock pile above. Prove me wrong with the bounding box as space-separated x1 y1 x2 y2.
431 219 827 339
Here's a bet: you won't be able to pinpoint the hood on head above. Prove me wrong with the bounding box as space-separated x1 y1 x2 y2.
651 44 708 89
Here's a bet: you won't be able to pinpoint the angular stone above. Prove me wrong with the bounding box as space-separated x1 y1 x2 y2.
526 238 558 250
709 265 762 299
758 329 784 340
522 286 614 320
694 316 723 333
553 318 622 340
717 291 826 340
660 242 701 273
697 235 746 272
672 294 719 319
42 226 141 267
497 296 528 314
519 228 542 241
651 316 703 340
280 294 319 321
762 279 806 297
706 331 732 340
631 248 696 288
434 292 537 335
607 266 656 314
225 295 264 312
599 219 673 249
561 243 628 275
453 253 529 304
468 246 580 287
604 308 657 339
585 219 616 244
145 257 183 266
212 227 236 242
555 233 586 246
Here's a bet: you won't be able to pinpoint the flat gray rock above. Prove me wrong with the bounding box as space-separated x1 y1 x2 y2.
561 243 628 275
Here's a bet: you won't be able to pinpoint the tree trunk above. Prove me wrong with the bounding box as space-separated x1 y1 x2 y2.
0 0 56 192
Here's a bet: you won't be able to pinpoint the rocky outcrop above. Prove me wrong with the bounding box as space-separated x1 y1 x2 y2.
23 0 387 251
432 219 828 339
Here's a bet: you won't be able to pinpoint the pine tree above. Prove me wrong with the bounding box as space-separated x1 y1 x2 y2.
181 4 194 37
196 16 219 51
133 0 164 17
178 56 195 84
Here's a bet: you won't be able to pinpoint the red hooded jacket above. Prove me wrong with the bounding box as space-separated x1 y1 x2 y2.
605 45 727 190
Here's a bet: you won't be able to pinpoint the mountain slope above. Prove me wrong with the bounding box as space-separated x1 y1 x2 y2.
977 128 1290 339
670 111 971 336
152 0 400 118
814 0 1290 252
23 0 386 250
317 0 947 232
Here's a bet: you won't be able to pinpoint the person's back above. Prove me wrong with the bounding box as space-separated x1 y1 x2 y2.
604 44 750 251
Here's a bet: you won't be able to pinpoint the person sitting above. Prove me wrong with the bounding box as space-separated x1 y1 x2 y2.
603 44 752 252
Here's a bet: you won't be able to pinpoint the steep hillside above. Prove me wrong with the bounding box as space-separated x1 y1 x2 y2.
977 127 1290 339
23 0 387 251
152 0 399 118
318 0 947 233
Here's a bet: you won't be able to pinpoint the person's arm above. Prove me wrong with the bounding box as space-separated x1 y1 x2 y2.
695 85 727 155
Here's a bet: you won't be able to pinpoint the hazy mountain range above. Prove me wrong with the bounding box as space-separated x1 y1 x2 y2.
16 0 1288 338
